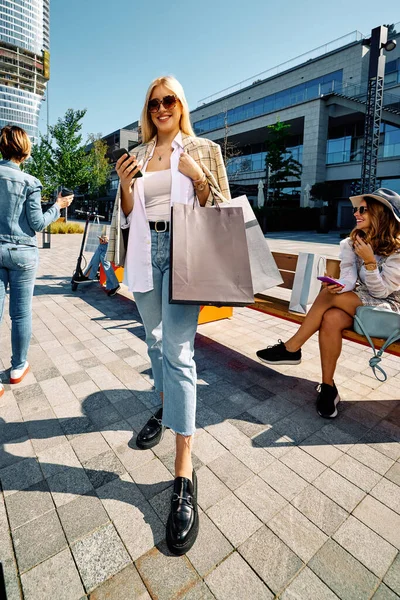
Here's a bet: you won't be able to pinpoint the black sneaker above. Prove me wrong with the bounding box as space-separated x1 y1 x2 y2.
256 340 302 365
107 285 120 297
316 382 340 418
73 273 93 284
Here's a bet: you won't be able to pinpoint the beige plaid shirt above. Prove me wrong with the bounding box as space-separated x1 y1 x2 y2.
106 133 231 266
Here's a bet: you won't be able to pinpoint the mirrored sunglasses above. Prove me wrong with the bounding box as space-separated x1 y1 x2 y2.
353 206 368 215
148 95 177 113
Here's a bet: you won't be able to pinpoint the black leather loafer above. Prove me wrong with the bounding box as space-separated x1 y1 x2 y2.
166 470 199 555
136 407 165 449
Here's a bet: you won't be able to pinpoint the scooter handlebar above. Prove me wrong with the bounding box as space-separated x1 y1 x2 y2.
75 210 105 219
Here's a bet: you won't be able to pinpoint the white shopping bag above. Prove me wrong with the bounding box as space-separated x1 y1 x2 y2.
220 195 283 294
289 252 326 314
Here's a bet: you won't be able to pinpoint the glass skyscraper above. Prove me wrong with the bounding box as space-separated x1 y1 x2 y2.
0 0 50 141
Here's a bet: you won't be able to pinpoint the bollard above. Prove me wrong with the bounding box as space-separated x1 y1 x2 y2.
42 224 51 249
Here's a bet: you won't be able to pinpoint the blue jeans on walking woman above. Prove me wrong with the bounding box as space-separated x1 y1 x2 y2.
0 243 38 370
134 231 200 436
84 242 119 290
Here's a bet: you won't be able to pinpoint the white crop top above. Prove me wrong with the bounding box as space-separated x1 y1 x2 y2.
144 169 172 222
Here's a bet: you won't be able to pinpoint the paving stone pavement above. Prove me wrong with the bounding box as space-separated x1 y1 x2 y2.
0 233 399 600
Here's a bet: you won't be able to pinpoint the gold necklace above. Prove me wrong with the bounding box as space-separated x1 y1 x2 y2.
154 146 171 162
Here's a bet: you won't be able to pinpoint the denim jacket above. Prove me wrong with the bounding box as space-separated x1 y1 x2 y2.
0 159 60 247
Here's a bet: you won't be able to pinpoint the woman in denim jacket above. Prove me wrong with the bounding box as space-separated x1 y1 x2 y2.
0 126 73 395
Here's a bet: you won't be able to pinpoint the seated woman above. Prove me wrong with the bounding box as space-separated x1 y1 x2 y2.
256 188 400 418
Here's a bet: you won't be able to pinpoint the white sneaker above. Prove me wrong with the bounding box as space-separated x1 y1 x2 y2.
0 383 4 397
10 361 30 384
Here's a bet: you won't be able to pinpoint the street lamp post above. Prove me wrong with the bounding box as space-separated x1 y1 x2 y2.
360 25 397 193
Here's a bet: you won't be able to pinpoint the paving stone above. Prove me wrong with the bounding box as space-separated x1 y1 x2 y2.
58 492 110 543
371 478 400 514
384 553 400 596
70 431 110 462
353 495 400 549
208 451 253 490
136 542 200 600
313 469 366 512
148 485 174 524
281 566 340 600
5 479 54 530
192 429 227 464
309 539 379 600
37 441 81 478
386 462 400 486
59 416 95 438
235 475 287 524
247 395 298 427
129 457 172 499
187 511 233 576
82 449 126 489
46 466 94 507
280 446 326 482
229 441 274 473
180 581 216 600
204 420 249 452
253 427 294 459
291 484 348 535
89 563 151 600
300 433 344 466
348 443 394 475
205 551 273 600
12 510 67 573
0 435 35 470
196 466 231 511
372 583 400 600
331 453 381 492
238 526 302 595
333 515 397 577
71 523 131 593
96 472 148 519
207 493 262 547
34 366 62 383
63 371 91 386
258 460 308 501
20 548 85 600
0 457 43 497
228 411 270 438
268 503 327 562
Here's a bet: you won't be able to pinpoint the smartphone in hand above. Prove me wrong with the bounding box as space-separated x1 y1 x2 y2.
112 148 143 178
317 276 344 287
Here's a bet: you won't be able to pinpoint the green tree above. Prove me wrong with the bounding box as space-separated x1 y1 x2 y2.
264 120 302 203
86 134 112 198
23 134 56 201
47 108 89 190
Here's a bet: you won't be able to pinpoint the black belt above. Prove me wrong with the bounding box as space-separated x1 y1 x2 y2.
149 221 169 232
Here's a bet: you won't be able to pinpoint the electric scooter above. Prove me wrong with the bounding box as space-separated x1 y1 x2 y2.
71 209 105 291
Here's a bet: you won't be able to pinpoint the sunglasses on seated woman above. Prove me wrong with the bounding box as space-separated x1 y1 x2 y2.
353 206 368 215
148 95 177 113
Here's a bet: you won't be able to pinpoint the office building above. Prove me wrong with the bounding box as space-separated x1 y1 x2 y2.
0 0 50 141
190 24 400 228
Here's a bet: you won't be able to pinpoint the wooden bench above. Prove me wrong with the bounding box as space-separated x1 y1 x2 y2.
252 251 400 357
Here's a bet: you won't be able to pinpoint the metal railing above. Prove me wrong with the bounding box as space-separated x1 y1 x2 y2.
197 30 364 106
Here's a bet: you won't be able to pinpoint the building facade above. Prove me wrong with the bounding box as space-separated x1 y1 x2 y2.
190 26 400 229
0 0 50 141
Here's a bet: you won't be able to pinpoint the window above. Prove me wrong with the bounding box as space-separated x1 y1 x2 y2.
193 70 343 134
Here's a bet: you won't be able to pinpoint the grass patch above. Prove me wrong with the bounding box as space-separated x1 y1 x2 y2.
49 222 84 234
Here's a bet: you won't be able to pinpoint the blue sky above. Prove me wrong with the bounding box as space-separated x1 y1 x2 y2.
40 0 400 142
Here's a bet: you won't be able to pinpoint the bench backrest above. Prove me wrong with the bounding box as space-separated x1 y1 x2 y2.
272 252 340 290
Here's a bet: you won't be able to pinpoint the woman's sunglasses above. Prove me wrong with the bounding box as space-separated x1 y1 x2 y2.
353 206 368 215
148 95 177 113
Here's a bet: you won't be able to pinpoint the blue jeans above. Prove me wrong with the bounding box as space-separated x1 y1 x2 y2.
85 243 119 290
134 231 200 436
0 243 38 370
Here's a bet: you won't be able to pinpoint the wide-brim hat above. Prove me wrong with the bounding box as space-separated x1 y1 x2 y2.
350 188 400 222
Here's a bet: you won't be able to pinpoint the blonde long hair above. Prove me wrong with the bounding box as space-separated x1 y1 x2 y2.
140 76 195 143
350 197 400 256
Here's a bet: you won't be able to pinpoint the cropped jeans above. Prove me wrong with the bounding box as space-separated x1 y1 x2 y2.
0 242 39 370
134 230 200 436
84 242 119 290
